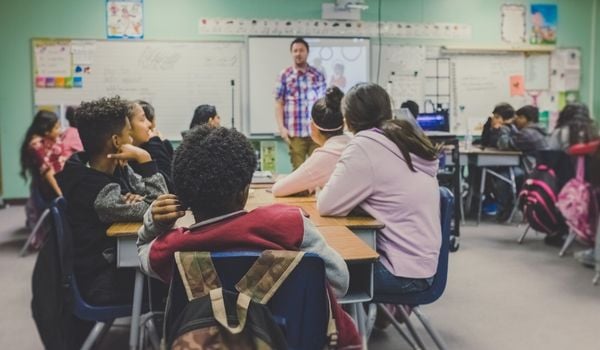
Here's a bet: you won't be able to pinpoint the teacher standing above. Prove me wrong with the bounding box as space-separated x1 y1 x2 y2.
275 37 327 169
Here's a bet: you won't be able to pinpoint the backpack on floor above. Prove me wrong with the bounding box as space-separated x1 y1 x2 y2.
163 250 338 350
518 164 566 234
556 157 595 244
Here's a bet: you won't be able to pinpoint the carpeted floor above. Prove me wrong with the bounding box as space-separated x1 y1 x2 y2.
0 204 598 349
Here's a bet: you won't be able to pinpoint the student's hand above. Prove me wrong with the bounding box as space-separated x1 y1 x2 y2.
151 194 186 227
108 144 152 163
123 193 145 204
279 127 290 144
491 117 503 129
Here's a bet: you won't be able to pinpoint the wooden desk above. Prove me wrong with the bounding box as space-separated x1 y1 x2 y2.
461 147 522 167
247 188 384 249
109 190 381 347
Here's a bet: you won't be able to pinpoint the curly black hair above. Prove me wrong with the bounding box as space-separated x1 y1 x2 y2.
76 96 130 156
172 125 257 217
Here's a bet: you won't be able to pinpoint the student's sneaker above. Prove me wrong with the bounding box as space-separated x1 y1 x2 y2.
482 201 498 216
574 249 596 268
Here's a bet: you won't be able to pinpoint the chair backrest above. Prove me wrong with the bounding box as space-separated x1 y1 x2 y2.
50 197 132 322
167 251 329 350
397 186 454 306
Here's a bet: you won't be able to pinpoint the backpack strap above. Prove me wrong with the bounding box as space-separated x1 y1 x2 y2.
174 251 221 301
576 156 585 180
209 288 251 334
235 250 305 304
324 288 338 349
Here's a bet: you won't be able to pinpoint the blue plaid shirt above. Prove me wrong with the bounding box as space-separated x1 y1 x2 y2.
274 65 326 137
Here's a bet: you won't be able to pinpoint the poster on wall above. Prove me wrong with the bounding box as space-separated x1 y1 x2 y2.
501 4 526 43
530 4 557 45
106 0 144 39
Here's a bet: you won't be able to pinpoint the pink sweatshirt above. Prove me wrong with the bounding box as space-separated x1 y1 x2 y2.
318 129 441 278
61 127 83 158
272 134 351 197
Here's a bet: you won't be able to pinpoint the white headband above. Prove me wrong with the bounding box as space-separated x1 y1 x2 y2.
312 120 344 132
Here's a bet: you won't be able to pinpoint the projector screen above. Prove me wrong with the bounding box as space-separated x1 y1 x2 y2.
248 36 370 135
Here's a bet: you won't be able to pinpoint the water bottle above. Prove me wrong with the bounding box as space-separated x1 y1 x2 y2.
464 120 472 151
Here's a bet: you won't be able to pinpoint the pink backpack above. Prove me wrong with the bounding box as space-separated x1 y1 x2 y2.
556 157 594 244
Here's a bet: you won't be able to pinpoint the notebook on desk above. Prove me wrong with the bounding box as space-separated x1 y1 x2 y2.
252 171 275 184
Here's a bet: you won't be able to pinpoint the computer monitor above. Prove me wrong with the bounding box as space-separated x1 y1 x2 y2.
416 112 449 132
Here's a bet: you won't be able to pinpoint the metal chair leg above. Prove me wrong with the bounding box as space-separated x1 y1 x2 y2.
139 312 162 350
477 168 487 225
365 303 377 340
518 225 530 244
559 231 576 257
20 208 50 257
81 321 112 350
377 304 419 350
413 307 448 350
505 167 518 224
395 305 427 350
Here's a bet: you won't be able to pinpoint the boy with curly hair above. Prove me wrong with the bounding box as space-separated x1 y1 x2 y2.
56 96 168 305
137 125 361 347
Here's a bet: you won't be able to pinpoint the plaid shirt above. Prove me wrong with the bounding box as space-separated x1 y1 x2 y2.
274 65 326 137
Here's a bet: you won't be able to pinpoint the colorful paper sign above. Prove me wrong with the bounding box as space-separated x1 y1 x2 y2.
530 4 557 45
510 75 525 96
73 76 83 88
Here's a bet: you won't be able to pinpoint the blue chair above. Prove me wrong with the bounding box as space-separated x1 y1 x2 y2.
371 186 454 350
20 181 52 256
166 251 330 350
50 197 133 350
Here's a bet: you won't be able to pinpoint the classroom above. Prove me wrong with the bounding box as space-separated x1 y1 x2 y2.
1 0 599 349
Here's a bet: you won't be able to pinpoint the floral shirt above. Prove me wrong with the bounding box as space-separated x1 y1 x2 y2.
29 135 68 176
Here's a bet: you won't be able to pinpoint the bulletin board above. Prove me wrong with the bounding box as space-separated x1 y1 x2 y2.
451 54 528 134
32 39 244 139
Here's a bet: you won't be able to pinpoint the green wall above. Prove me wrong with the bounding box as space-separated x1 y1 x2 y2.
0 0 598 198
595 0 600 122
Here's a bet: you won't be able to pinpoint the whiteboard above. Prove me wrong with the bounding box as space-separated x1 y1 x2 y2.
372 44 426 110
451 54 526 134
33 39 243 140
248 37 370 135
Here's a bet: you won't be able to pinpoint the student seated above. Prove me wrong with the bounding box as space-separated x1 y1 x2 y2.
138 100 174 156
317 83 441 319
137 125 360 347
272 86 350 197
181 104 221 138
400 100 419 119
493 105 547 221
477 102 515 148
191 104 221 128
548 103 598 150
20 110 67 228
497 105 547 153
56 96 168 306
61 106 83 158
128 100 174 191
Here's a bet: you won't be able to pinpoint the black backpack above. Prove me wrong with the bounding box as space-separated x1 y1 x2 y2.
164 250 337 350
518 164 566 234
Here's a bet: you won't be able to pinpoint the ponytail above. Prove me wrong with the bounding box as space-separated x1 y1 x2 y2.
380 119 440 172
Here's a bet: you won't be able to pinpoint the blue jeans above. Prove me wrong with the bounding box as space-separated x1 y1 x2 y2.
374 261 433 295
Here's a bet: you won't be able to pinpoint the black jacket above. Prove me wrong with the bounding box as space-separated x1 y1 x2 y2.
130 136 174 191
56 152 166 279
